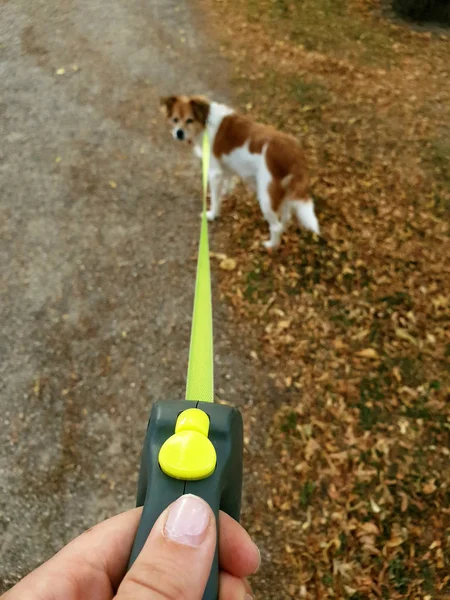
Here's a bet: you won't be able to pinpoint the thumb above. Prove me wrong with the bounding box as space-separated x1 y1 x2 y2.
115 494 216 600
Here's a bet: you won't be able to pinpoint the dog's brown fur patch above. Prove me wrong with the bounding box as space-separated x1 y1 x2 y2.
213 113 309 212
160 95 210 140
190 96 210 125
160 96 177 117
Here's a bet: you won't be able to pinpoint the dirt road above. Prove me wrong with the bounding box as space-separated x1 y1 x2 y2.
0 0 278 592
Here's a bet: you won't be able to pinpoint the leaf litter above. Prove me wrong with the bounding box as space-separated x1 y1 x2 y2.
200 0 449 597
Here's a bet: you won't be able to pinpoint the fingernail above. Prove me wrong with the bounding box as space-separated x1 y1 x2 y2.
253 543 261 573
164 494 210 547
244 579 254 600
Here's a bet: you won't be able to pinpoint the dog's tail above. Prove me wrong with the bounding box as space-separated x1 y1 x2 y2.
292 199 320 234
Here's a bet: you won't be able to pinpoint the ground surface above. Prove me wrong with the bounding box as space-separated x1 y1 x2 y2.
0 0 284 594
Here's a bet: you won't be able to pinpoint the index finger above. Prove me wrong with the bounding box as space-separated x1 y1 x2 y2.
219 512 260 578
3 506 259 600
2 507 143 599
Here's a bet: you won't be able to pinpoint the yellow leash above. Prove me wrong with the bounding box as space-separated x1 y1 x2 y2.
129 132 244 600
185 132 214 403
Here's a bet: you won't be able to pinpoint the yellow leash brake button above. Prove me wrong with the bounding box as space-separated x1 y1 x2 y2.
158 409 217 480
175 408 209 435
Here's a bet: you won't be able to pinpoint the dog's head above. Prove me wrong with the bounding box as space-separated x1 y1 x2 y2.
160 95 210 144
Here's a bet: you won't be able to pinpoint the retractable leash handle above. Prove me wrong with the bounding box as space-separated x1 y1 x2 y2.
128 400 243 600
127 133 244 600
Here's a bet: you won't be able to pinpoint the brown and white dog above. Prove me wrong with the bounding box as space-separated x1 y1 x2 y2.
160 95 320 249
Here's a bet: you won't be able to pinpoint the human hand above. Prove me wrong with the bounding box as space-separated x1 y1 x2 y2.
3 494 259 599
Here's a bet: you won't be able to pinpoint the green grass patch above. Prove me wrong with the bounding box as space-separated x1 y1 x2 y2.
281 411 298 434
245 0 397 66
244 260 274 302
379 291 414 310
428 139 450 183
404 395 448 423
300 480 316 508
329 299 356 329
358 377 384 430
389 557 410 594
432 192 450 217
419 560 435 594
287 76 330 107
421 138 450 217
395 357 420 387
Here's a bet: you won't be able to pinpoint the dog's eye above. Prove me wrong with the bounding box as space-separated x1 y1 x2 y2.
186 118 194 125
173 117 179 123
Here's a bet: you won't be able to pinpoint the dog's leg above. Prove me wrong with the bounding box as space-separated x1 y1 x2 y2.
258 179 283 250
207 162 225 221
280 202 293 232
293 199 320 235
223 176 238 196
222 176 232 196
263 212 283 249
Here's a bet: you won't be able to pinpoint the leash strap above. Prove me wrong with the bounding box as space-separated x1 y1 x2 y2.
185 132 214 403
128 133 244 600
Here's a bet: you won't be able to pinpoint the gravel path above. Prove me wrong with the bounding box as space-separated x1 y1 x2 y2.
0 0 276 591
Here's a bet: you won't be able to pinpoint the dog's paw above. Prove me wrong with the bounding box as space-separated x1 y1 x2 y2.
263 240 280 252
206 210 217 222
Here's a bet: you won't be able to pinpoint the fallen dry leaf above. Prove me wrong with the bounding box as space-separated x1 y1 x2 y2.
385 536 404 549
357 522 380 537
219 257 237 271
305 437 320 461
355 348 380 359
370 498 381 514
395 328 418 346
422 480 437 495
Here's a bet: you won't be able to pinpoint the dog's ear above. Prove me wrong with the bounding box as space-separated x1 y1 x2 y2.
190 96 210 126
160 96 177 117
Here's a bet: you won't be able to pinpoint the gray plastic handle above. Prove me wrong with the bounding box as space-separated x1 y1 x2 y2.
127 400 243 600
